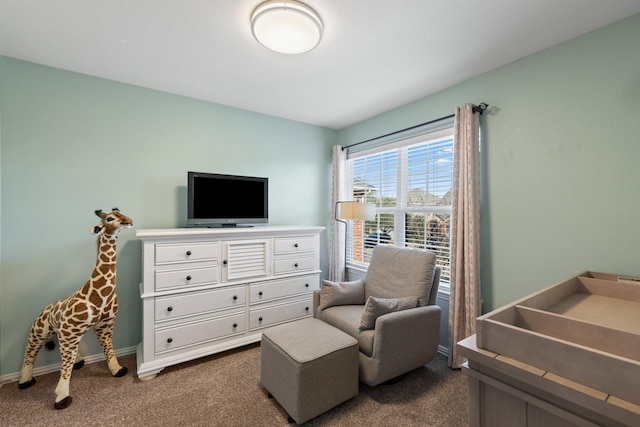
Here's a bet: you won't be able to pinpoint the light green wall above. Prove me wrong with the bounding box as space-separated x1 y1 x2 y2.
0 58 335 376
2 12 639 378
339 13 640 312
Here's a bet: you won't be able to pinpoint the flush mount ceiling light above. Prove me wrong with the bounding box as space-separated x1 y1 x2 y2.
251 0 323 54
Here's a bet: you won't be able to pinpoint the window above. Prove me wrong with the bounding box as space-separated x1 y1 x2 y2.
345 125 453 286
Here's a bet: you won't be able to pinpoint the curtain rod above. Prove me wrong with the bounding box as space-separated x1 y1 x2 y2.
343 102 488 151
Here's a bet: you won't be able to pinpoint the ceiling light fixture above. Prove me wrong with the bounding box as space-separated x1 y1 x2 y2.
251 1 323 54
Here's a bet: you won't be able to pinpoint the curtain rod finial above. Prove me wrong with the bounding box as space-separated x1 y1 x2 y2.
472 102 489 115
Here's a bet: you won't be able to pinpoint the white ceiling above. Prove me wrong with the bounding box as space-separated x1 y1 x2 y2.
1 1 640 130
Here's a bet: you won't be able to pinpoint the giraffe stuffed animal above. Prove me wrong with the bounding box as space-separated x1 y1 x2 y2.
18 208 133 409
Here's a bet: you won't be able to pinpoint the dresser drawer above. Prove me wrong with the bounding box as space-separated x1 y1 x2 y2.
156 242 218 265
274 256 315 275
155 266 218 291
250 274 319 304
274 236 316 255
249 299 312 330
155 286 245 322
155 313 246 354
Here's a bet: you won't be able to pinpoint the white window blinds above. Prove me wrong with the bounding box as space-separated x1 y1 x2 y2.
345 119 454 285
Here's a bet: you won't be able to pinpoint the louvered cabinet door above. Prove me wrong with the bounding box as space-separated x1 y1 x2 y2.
222 239 270 282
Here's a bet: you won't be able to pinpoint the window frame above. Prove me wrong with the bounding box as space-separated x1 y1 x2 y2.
344 119 454 291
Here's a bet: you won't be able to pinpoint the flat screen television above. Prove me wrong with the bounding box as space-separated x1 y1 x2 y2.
187 171 268 227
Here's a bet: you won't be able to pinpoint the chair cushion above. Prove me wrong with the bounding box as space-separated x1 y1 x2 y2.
364 245 436 306
318 305 376 357
318 279 365 310
359 296 419 330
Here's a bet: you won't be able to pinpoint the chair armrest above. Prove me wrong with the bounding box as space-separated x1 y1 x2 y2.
373 305 441 359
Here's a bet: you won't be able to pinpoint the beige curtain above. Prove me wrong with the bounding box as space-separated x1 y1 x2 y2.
329 145 347 282
448 104 482 369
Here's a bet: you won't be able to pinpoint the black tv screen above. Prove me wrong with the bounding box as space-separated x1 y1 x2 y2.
187 172 268 226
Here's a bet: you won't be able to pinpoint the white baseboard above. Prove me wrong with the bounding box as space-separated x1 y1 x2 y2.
0 346 137 387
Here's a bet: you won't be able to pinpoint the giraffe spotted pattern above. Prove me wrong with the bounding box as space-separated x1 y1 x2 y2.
18 208 133 410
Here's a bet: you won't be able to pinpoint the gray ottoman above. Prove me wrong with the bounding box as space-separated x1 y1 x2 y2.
260 317 359 424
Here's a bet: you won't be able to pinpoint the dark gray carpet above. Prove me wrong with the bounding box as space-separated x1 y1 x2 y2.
0 344 468 426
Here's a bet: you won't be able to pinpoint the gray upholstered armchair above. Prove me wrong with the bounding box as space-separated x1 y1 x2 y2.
313 245 441 386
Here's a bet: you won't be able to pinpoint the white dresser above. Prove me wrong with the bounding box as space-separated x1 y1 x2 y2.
135 225 324 379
